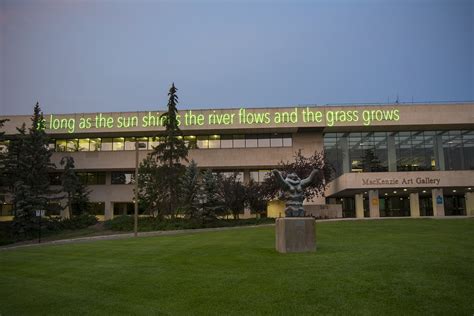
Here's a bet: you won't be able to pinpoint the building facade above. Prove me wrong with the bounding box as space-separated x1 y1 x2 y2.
1 102 473 220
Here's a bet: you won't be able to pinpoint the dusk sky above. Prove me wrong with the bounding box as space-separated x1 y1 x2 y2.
0 0 472 115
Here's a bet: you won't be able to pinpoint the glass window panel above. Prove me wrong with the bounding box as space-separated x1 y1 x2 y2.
78 139 90 151
250 171 259 182
221 135 233 148
111 172 135 184
245 135 258 148
66 139 78 152
208 135 221 149
185 136 197 149
55 139 67 152
233 135 245 148
136 137 148 150
113 138 125 151
89 138 101 151
197 136 209 149
258 134 270 147
270 134 283 147
282 134 292 147
101 138 113 151
124 137 136 150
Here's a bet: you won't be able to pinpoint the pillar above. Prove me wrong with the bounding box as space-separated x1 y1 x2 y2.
465 192 474 216
410 192 420 217
104 201 113 220
369 190 380 218
431 188 445 217
355 194 364 218
387 133 397 172
340 135 350 174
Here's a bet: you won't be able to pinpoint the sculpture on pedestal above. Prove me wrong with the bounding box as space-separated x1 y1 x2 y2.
272 169 321 217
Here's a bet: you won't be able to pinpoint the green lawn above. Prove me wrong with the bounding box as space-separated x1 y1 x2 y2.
1 218 473 315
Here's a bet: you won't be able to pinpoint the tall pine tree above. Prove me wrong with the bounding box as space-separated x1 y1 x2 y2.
10 103 57 236
151 83 189 217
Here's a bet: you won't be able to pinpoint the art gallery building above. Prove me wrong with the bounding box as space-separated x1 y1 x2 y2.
1 102 473 220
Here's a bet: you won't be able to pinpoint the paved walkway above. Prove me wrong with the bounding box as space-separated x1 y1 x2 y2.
2 216 471 251
0 224 275 251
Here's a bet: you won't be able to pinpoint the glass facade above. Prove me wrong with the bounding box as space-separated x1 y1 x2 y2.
49 133 292 152
111 172 135 184
324 130 474 176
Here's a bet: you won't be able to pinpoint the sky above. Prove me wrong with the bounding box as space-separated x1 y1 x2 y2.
0 0 472 115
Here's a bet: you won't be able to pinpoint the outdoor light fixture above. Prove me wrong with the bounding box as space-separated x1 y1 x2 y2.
393 190 397 194
453 189 456 193
422 190 427 193
403 189 407 192
384 193 388 196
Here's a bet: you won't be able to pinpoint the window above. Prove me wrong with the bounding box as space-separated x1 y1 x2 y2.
282 134 292 147
56 139 67 152
101 138 113 151
245 135 258 148
88 202 105 215
111 172 135 184
250 170 271 182
197 136 208 149
148 137 161 149
221 135 233 148
270 134 283 147
78 172 106 185
185 136 197 149
49 173 62 185
233 135 245 148
124 137 136 150
0 204 13 216
89 138 101 151
112 138 125 151
78 139 90 151
66 139 78 152
258 134 270 147
208 135 221 149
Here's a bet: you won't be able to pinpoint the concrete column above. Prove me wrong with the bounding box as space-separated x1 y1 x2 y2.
431 188 445 217
355 194 364 218
465 192 474 216
434 134 445 171
410 192 420 217
104 201 113 220
340 135 350 174
387 133 397 172
369 190 380 218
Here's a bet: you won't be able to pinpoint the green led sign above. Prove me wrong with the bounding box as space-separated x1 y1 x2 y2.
47 107 401 133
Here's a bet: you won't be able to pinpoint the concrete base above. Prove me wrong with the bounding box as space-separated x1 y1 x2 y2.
275 217 316 253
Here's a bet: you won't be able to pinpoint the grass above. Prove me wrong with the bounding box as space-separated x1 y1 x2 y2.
1 218 473 315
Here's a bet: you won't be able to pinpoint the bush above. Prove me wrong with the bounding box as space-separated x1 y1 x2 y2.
103 216 275 232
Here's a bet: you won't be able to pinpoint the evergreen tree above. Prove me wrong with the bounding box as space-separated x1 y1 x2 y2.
0 119 9 192
180 160 200 218
60 156 90 217
151 83 189 217
198 169 224 220
220 174 246 219
137 155 167 218
9 103 57 235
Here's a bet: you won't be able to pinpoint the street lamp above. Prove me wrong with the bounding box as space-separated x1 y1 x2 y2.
134 140 147 237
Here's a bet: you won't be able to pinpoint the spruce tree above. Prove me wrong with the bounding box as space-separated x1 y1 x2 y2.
60 156 90 217
10 103 57 236
199 169 224 220
151 83 189 217
180 160 200 218
0 119 9 192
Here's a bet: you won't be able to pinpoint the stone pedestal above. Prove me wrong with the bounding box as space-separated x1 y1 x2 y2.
275 217 316 253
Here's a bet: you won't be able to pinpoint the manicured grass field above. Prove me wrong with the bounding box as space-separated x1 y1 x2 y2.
1 218 473 315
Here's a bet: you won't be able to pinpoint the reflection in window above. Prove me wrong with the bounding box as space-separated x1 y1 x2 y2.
111 172 135 184
258 135 270 147
89 138 101 151
113 138 125 151
208 135 220 149
78 139 90 151
185 136 197 149
282 134 292 147
221 135 233 148
66 139 78 152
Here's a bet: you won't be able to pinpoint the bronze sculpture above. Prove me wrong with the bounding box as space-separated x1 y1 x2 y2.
272 169 320 217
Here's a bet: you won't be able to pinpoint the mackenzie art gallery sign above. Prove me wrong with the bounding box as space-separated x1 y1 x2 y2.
362 177 441 186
